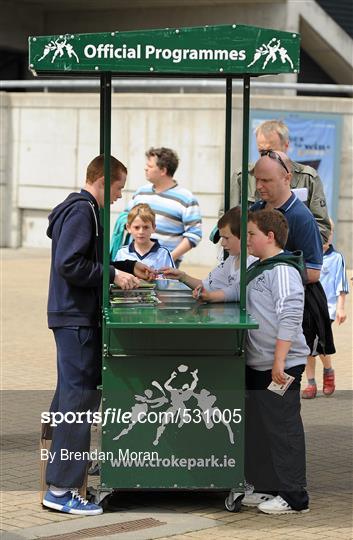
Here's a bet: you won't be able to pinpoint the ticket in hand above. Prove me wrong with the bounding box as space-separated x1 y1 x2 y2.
267 373 295 396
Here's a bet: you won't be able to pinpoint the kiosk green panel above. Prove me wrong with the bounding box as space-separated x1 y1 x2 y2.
100 302 257 490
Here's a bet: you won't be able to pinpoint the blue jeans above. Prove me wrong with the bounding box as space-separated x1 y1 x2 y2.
46 326 101 488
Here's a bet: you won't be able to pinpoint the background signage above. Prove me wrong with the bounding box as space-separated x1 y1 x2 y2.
250 111 342 223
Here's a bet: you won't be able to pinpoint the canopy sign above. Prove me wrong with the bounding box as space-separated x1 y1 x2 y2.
29 24 300 75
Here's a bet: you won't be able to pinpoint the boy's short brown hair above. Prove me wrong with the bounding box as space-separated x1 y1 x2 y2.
248 209 289 249
86 155 127 184
218 206 241 238
127 203 156 227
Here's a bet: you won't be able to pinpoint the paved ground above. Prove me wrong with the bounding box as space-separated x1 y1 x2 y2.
1 248 352 540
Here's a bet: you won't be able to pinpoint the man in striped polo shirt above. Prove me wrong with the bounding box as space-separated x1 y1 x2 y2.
127 147 202 267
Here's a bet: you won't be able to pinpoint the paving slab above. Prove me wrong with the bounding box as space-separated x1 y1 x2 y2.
0 511 220 540
1 248 352 540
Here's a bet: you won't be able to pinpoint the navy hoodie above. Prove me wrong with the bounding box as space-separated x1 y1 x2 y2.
47 189 135 328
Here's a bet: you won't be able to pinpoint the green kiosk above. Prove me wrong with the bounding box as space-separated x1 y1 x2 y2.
29 24 300 512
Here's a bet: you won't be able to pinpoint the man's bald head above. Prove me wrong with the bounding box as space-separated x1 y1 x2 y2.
253 151 292 208
256 150 291 175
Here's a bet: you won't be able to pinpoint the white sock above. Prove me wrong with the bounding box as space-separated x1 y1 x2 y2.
49 485 71 496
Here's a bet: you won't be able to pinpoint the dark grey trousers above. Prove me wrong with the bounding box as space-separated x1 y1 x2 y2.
245 364 309 511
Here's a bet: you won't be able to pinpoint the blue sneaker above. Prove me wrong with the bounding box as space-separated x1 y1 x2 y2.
43 489 103 515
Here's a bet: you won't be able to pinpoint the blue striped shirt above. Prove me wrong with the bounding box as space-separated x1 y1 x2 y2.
127 183 202 254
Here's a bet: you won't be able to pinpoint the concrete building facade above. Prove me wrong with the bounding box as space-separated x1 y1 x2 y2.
1 91 352 265
1 0 352 264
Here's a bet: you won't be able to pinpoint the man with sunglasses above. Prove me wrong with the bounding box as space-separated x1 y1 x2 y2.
231 119 330 244
251 150 323 283
250 150 334 348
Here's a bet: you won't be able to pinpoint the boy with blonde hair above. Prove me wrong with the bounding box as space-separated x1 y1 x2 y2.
115 203 175 269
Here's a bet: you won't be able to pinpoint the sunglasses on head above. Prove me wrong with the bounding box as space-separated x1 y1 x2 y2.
260 149 290 174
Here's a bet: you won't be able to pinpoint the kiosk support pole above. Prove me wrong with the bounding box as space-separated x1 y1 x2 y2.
224 77 232 212
102 72 112 309
240 75 250 311
99 75 105 227
99 74 105 154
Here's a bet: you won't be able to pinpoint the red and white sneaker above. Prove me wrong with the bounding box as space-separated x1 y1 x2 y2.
301 384 317 399
323 370 335 396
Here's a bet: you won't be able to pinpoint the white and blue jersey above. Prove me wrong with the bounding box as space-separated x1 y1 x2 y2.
320 245 349 320
126 183 202 254
115 239 175 270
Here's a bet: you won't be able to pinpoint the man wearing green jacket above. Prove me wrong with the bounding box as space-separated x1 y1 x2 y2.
231 119 330 244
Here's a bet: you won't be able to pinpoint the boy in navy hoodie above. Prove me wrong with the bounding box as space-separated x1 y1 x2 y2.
43 155 153 515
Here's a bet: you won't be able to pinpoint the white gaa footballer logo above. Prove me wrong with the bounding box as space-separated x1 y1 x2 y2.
112 364 236 446
247 37 294 70
38 36 79 63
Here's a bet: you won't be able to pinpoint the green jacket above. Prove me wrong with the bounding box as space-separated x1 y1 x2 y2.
231 160 330 243
246 250 306 286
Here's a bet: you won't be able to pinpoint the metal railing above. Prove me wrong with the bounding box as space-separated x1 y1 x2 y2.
1 79 352 94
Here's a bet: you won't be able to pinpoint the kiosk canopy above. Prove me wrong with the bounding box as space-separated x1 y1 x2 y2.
29 24 300 76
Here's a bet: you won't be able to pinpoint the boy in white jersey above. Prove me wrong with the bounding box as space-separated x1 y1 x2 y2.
115 204 175 270
162 206 256 301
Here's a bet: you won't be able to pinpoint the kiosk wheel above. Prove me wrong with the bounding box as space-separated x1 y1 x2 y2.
99 494 112 511
225 491 244 512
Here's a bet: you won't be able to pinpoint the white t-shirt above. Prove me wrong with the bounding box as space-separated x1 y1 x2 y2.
202 255 257 292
